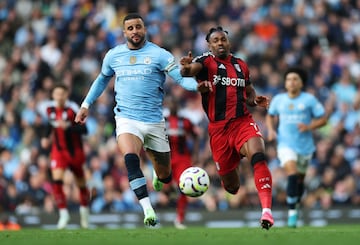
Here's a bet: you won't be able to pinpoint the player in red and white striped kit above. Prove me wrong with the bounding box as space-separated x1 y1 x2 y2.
164 97 200 229
180 26 274 230
40 84 89 229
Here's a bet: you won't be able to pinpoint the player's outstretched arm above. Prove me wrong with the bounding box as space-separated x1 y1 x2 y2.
265 114 278 142
180 51 202 77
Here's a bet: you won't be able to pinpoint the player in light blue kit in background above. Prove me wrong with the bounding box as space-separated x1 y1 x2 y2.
75 13 211 227
265 67 328 228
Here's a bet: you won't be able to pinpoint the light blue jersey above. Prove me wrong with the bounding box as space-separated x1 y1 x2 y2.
268 92 325 155
82 41 198 122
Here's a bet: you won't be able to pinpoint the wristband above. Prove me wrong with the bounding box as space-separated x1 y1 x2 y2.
80 102 90 109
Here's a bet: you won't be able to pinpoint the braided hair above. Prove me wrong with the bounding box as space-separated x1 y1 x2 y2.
205 26 229 42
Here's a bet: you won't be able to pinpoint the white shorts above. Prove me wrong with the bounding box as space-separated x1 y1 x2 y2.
277 147 312 174
115 117 170 152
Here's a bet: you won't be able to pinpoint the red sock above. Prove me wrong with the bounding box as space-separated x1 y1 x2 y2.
79 187 90 206
176 194 188 223
52 181 66 209
253 161 272 209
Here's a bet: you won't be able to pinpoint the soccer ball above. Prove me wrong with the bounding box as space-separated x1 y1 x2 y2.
179 167 210 197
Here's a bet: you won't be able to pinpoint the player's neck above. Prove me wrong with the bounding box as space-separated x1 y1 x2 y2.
215 53 230 60
127 40 146 50
288 90 301 98
56 101 66 108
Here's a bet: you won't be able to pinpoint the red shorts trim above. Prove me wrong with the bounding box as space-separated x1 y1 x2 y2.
208 116 263 176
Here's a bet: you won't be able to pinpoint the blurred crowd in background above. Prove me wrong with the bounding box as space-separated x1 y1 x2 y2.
0 0 360 218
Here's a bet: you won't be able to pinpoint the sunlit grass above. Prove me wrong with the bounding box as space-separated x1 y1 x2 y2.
0 225 359 245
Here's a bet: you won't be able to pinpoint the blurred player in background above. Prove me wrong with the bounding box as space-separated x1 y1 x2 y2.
39 84 89 229
75 13 211 227
180 26 274 230
266 67 328 227
164 97 200 229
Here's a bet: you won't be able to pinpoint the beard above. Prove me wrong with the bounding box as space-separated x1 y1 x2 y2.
127 35 145 48
217 52 227 59
213 48 228 59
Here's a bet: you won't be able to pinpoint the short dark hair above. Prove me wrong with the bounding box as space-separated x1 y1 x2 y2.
284 66 308 87
123 13 144 25
52 83 69 92
205 26 228 42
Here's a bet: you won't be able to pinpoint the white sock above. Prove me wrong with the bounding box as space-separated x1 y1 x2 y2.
80 206 88 212
139 197 153 214
59 208 69 216
262 208 272 214
289 209 298 216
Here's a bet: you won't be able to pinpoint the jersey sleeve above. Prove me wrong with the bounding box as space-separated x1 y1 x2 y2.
240 60 250 86
101 49 115 77
36 100 51 121
81 74 112 108
160 48 198 91
193 54 209 82
81 50 114 108
268 95 279 116
68 101 80 113
160 49 177 73
310 95 326 118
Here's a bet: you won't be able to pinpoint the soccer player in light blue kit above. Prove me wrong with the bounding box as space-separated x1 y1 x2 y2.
75 13 211 227
265 67 328 228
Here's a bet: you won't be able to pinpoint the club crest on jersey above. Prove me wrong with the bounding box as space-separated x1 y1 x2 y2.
144 57 151 64
234 64 241 72
129 56 136 64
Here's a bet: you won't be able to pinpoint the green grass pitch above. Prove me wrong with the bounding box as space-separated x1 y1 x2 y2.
0 225 359 245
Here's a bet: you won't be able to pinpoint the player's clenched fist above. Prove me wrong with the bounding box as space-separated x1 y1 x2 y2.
75 107 88 124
